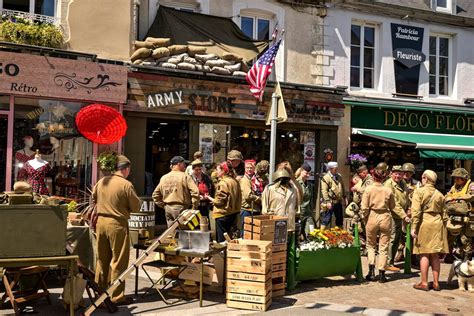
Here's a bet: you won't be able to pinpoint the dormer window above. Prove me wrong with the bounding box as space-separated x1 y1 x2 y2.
432 0 455 14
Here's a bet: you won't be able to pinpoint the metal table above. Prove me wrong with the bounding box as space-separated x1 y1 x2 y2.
0 255 79 316
133 242 226 307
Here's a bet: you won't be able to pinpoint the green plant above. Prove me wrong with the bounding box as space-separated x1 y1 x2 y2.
0 19 63 48
97 151 118 172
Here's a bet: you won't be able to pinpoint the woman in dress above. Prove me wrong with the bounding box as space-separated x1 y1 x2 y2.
411 170 448 291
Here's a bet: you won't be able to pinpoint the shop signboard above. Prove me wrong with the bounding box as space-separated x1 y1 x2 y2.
391 23 425 95
351 106 474 135
0 51 127 104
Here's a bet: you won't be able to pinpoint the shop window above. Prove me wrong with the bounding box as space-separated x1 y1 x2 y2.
350 23 376 89
1 0 56 17
431 0 455 14
429 35 451 96
12 98 93 199
240 16 270 40
0 95 9 111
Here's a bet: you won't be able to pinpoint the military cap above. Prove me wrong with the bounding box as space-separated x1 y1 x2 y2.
116 155 131 169
227 150 243 161
451 168 469 179
391 165 403 172
191 159 203 167
301 162 312 172
170 156 189 165
402 163 415 173
356 165 368 173
13 181 32 194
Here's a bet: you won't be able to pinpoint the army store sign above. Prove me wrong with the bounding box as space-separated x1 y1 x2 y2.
0 51 127 104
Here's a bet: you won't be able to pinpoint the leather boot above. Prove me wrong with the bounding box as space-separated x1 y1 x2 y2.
365 264 375 281
378 270 387 283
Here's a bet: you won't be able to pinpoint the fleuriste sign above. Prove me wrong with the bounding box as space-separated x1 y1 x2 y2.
0 51 128 104
391 23 425 95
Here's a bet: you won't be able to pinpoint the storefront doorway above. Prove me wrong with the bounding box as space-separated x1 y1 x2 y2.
0 116 7 192
145 119 189 194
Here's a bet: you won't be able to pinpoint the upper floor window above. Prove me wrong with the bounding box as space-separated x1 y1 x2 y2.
432 0 455 14
350 24 375 89
240 16 270 40
1 0 56 17
429 35 450 96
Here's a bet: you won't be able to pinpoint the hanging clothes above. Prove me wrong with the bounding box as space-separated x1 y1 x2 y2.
24 161 51 195
15 150 35 181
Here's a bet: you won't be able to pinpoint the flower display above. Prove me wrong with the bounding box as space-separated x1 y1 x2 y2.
299 227 354 251
347 153 367 171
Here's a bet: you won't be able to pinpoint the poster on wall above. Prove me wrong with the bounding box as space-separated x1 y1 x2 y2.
301 131 316 181
199 124 213 163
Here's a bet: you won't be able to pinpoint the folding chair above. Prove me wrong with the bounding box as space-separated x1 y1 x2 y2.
1 266 51 313
141 260 187 304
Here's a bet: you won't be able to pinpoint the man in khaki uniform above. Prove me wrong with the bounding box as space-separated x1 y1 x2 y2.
239 160 261 233
93 155 140 304
152 156 199 227
361 168 395 283
350 165 374 212
384 165 411 271
320 162 346 230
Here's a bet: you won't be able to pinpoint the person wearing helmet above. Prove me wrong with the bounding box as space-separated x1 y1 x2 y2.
296 163 316 239
375 162 389 183
227 149 244 180
361 168 395 283
262 168 297 231
444 168 473 261
320 161 346 231
384 165 411 272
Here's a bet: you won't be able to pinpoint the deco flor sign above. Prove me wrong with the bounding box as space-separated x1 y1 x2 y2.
0 51 127 104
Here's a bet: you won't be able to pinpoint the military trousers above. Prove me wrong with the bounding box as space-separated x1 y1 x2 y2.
164 204 185 227
95 216 130 303
366 210 392 270
388 217 403 265
447 229 473 261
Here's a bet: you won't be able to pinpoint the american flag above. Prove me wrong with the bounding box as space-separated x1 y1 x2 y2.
246 39 282 101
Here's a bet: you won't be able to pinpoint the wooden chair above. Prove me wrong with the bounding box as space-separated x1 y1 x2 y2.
1 266 51 313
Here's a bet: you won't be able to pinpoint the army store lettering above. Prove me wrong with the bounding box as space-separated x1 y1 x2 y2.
384 110 474 132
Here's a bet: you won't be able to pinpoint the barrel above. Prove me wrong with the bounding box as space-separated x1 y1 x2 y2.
128 212 155 239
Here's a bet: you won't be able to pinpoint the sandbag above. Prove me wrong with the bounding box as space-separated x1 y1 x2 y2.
172 53 189 63
159 62 177 69
167 57 181 64
132 59 143 65
222 52 243 62
188 45 207 56
152 47 170 59
177 62 196 71
232 71 247 76
211 67 231 75
195 64 211 72
205 59 231 68
168 45 188 55
145 37 171 47
184 56 197 64
195 53 218 63
134 40 154 50
156 56 172 63
225 63 241 72
131 48 152 62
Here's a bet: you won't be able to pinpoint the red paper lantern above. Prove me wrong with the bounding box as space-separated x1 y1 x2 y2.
75 104 127 144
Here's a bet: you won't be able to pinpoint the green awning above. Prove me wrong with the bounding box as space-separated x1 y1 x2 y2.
352 128 474 160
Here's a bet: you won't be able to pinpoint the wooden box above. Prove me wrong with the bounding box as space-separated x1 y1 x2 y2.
271 243 287 298
243 215 288 244
227 239 272 311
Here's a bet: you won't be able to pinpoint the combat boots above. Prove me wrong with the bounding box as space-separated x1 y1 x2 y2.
378 270 387 283
365 265 375 281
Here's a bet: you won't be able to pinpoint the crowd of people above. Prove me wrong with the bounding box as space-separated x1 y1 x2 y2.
90 151 473 304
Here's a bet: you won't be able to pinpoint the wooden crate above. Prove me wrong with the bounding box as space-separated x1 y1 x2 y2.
271 247 287 298
243 215 288 245
227 239 273 312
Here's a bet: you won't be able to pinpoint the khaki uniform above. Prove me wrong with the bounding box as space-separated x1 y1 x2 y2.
352 174 374 207
361 183 395 270
213 175 242 218
262 183 297 231
384 178 408 265
92 173 140 303
240 175 261 212
445 180 474 259
152 170 199 227
320 172 346 227
297 177 316 236
411 184 449 254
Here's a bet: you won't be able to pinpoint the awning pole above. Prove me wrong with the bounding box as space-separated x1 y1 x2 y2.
269 92 280 183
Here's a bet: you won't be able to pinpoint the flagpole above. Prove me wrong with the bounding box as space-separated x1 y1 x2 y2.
269 92 280 183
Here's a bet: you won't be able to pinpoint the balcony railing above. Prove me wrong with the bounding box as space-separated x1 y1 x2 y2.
1 8 59 25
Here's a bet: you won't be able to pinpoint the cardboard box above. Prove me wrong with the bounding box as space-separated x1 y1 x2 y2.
179 262 215 285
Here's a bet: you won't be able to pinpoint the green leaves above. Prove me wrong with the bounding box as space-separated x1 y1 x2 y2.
97 151 118 172
0 19 63 48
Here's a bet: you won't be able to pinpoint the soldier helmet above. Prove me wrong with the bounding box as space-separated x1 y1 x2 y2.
402 163 415 174
272 169 291 182
451 168 469 180
446 219 463 236
375 162 388 171
373 168 386 181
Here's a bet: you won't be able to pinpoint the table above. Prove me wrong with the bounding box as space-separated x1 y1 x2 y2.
0 255 79 316
133 243 226 307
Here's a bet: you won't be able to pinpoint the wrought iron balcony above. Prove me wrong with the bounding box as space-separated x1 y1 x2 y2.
1 8 59 25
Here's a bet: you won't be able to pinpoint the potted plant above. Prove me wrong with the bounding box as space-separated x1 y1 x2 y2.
347 153 367 172
97 151 118 173
0 16 63 48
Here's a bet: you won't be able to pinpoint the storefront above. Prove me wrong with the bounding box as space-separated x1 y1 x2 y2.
0 49 127 194
124 68 346 195
349 99 474 192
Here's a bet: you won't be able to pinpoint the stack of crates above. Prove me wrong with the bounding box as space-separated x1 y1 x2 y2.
243 215 288 297
226 239 273 311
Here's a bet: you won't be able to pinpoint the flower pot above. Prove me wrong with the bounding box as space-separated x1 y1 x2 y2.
295 246 360 281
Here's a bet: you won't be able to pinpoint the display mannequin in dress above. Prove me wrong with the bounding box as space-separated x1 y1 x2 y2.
24 150 51 195
15 136 36 181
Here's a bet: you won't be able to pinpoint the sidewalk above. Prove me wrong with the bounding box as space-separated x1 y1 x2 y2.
1 257 471 315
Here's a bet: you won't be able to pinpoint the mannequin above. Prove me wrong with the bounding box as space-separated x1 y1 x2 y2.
24 150 51 195
15 136 36 181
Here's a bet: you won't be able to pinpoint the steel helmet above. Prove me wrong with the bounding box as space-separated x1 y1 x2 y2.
272 169 291 182
402 163 415 174
446 219 463 236
376 162 388 172
451 168 470 180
